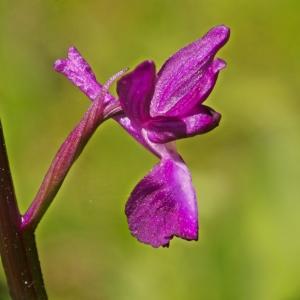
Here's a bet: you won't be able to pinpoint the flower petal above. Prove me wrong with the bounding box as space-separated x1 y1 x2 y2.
117 61 156 124
146 105 221 143
54 47 106 101
114 113 152 152
125 157 198 247
150 25 230 117
164 59 226 117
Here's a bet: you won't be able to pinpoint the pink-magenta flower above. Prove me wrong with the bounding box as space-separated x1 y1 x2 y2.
54 25 230 247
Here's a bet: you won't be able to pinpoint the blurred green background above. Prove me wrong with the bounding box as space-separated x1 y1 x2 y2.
1 0 300 299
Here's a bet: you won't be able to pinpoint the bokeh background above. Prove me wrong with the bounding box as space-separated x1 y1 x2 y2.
1 0 300 299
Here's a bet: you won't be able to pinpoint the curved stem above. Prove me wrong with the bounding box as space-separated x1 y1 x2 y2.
22 97 105 232
21 101 122 232
22 67 126 232
0 69 126 298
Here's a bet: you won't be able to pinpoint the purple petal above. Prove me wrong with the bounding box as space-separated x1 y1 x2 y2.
117 61 156 124
113 113 174 158
54 47 104 101
146 105 221 143
150 25 230 117
114 113 151 152
53 49 164 157
163 59 226 117
126 157 198 247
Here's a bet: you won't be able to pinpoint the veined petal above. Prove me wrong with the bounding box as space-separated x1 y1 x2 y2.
146 105 221 143
164 59 226 117
117 61 156 124
150 25 230 117
113 113 172 158
114 113 151 152
53 49 163 156
54 47 110 102
125 157 198 247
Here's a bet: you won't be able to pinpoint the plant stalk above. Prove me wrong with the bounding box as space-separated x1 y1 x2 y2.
22 76 123 232
0 121 47 299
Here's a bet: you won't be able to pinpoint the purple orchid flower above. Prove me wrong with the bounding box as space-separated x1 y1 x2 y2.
54 25 230 247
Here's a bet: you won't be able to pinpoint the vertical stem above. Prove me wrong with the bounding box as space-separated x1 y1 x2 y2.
0 121 47 299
